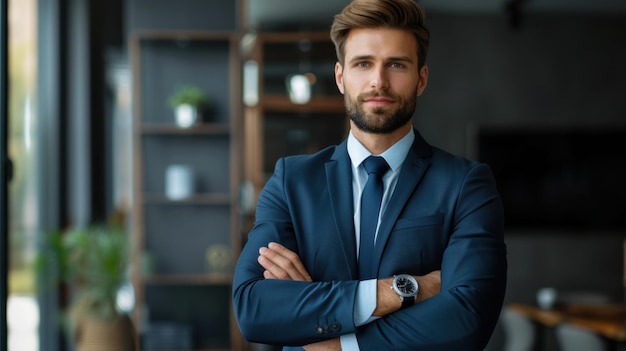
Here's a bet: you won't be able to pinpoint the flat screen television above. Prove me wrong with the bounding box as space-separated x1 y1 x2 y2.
473 126 626 231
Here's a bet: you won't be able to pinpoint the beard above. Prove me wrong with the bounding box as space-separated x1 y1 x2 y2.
345 88 417 134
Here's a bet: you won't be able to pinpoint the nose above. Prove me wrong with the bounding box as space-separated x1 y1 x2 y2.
370 65 389 90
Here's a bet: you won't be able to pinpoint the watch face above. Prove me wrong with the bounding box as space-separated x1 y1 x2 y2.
395 275 417 296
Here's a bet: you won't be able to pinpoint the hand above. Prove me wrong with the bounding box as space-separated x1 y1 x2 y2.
416 270 441 303
258 242 312 281
304 337 341 351
259 245 338 347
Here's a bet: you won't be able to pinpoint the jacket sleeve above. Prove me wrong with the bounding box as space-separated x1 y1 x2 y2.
355 163 508 351
232 158 359 346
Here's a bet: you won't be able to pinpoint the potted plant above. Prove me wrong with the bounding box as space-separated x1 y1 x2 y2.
168 85 210 128
38 221 136 351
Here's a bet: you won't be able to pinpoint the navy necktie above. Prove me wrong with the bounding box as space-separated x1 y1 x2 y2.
359 156 389 279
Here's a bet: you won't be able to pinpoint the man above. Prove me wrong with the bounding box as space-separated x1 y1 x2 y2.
233 0 507 350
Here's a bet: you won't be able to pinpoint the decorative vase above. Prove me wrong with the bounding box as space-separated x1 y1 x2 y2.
206 244 233 274
165 164 195 200
74 315 136 351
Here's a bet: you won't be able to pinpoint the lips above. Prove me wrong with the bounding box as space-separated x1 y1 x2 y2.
365 97 393 102
363 96 395 107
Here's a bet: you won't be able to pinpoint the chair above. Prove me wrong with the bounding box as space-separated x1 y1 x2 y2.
501 307 536 351
555 323 607 351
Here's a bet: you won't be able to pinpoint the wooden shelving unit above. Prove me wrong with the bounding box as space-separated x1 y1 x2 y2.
130 29 243 351
243 31 348 195
140 123 232 135
260 94 344 113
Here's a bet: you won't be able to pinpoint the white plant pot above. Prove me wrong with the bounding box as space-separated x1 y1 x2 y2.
286 74 311 104
175 103 198 128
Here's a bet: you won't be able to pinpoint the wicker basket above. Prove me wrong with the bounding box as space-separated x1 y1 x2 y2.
75 315 136 351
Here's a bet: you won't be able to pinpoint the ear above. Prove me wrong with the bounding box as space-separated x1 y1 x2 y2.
417 64 429 96
335 62 345 95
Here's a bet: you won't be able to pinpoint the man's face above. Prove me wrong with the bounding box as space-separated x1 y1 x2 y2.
335 28 428 134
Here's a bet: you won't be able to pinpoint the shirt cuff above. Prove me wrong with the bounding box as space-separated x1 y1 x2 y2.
340 333 359 351
354 279 378 326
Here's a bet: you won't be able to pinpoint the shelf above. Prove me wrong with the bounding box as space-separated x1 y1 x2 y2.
143 193 231 205
142 273 232 285
256 31 333 43
133 30 237 42
131 25 244 351
260 94 344 113
141 123 231 135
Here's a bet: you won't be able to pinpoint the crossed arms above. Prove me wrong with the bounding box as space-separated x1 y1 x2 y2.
258 242 442 350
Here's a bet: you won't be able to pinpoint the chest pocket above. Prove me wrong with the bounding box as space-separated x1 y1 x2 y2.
393 213 444 231
380 213 445 276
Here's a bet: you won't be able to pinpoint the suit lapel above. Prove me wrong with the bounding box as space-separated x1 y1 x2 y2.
373 132 432 274
326 142 359 277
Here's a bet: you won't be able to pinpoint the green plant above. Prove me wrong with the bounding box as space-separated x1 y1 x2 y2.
168 85 210 109
38 223 130 321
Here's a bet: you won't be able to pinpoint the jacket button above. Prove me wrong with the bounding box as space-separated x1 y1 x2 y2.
315 326 324 334
331 322 341 332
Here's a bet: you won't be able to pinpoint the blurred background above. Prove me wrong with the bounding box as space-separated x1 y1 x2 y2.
1 0 625 350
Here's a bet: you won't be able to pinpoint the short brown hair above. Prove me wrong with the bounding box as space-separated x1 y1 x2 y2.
330 0 430 68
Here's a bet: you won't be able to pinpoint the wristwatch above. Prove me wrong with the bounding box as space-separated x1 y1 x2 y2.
391 274 419 308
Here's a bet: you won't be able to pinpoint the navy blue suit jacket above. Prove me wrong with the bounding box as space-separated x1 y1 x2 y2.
233 131 507 351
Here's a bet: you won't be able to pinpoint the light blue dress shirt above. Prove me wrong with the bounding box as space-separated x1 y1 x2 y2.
339 128 415 350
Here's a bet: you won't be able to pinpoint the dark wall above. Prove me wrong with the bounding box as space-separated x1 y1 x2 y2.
415 12 626 351
417 12 626 154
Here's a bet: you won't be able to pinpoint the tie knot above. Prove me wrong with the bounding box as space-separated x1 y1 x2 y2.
363 156 389 177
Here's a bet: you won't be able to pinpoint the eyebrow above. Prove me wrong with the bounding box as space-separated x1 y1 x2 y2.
348 55 415 65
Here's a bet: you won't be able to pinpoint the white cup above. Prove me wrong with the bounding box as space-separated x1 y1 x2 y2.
537 287 558 309
165 165 194 200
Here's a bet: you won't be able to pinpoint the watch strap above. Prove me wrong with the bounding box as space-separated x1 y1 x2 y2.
401 295 414 309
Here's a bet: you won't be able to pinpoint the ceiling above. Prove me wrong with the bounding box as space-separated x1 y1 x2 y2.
247 0 626 29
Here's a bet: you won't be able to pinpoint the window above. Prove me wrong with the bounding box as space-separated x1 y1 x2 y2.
6 0 40 350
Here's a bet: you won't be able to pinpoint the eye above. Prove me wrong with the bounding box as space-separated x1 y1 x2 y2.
389 62 406 69
354 61 371 68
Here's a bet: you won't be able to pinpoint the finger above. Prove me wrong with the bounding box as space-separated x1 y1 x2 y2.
260 245 311 281
263 270 278 279
259 248 305 280
267 242 312 281
258 253 291 280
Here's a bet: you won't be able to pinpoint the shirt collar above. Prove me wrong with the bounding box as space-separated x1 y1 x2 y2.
347 128 415 172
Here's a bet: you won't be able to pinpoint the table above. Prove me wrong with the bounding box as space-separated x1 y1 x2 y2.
507 302 626 342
